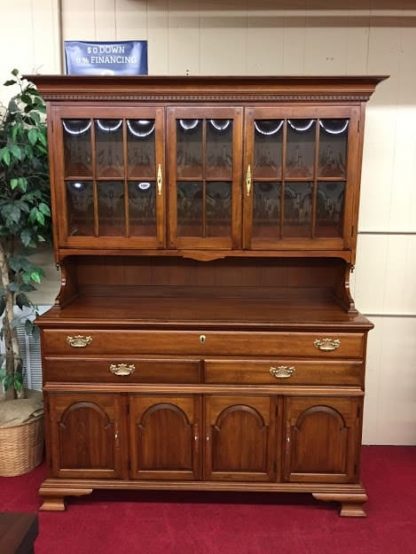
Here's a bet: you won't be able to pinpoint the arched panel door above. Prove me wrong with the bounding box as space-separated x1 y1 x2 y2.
48 393 125 479
284 397 361 483
205 396 276 482
129 395 201 480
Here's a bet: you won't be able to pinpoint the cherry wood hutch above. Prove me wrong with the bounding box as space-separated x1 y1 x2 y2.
31 75 385 515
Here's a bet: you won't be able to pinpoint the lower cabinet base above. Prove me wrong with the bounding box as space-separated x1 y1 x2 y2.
39 479 368 517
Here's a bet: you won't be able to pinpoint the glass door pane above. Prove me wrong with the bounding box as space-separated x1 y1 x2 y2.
253 120 283 179
60 109 164 246
66 181 94 236
95 119 124 178
177 181 203 236
318 119 348 178
246 110 353 247
63 119 92 177
252 181 281 240
316 181 345 237
172 111 239 247
177 119 203 179
126 118 157 237
97 181 125 236
206 119 233 180
129 181 156 237
127 119 155 179
206 181 232 237
286 120 316 179
283 182 312 237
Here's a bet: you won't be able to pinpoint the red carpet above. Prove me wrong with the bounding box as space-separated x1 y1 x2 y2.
0 446 415 554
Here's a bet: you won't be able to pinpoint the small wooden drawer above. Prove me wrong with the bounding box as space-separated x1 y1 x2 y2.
204 359 363 386
42 330 365 358
43 357 202 383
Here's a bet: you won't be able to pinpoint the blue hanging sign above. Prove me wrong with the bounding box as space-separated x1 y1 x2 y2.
64 40 148 76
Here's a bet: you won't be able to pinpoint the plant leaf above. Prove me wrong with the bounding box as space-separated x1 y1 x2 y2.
38 202 50 216
30 271 41 284
9 144 22 160
1 148 11 166
37 131 47 146
20 228 33 247
16 293 31 310
35 210 45 226
28 128 38 145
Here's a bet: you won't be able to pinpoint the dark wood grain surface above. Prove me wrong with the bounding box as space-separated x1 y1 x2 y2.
0 513 38 554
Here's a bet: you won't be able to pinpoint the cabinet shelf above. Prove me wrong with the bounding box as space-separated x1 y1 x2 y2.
40 292 372 331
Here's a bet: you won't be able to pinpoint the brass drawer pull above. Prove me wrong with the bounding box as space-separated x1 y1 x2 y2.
109 363 136 376
314 338 341 352
270 365 295 379
66 335 92 348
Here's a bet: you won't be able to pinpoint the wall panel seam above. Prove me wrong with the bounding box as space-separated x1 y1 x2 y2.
363 313 416 318
358 231 416 235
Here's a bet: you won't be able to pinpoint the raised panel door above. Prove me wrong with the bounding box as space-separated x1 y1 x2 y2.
48 392 125 479
205 395 276 482
167 107 243 249
53 106 165 249
129 395 201 480
284 396 361 483
243 106 360 251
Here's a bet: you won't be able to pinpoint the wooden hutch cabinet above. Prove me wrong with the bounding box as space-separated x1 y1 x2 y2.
32 75 385 515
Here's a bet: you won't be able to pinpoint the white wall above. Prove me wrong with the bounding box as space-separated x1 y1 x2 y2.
0 0 415 444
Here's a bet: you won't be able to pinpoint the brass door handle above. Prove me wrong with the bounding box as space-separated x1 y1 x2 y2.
270 366 295 379
109 363 136 376
314 338 341 352
157 163 163 195
66 335 92 348
246 164 252 196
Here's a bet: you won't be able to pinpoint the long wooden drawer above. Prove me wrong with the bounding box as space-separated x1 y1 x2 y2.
42 330 365 358
43 357 202 383
204 359 363 386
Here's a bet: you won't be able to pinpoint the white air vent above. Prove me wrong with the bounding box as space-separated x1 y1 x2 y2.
2 305 51 392
16 324 42 391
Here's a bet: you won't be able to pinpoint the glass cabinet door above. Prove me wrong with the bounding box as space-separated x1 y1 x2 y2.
56 107 165 248
243 107 357 250
167 107 242 249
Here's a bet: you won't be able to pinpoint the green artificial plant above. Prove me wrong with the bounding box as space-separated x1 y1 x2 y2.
0 69 51 399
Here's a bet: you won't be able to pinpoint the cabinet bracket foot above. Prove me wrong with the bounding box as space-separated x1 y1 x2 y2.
312 492 368 517
39 484 93 512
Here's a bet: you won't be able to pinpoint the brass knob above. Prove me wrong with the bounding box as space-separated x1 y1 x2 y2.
66 335 92 348
314 338 341 352
109 363 136 376
270 366 295 379
199 335 206 344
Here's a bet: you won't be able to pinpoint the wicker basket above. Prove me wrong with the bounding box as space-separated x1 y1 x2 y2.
0 415 44 476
